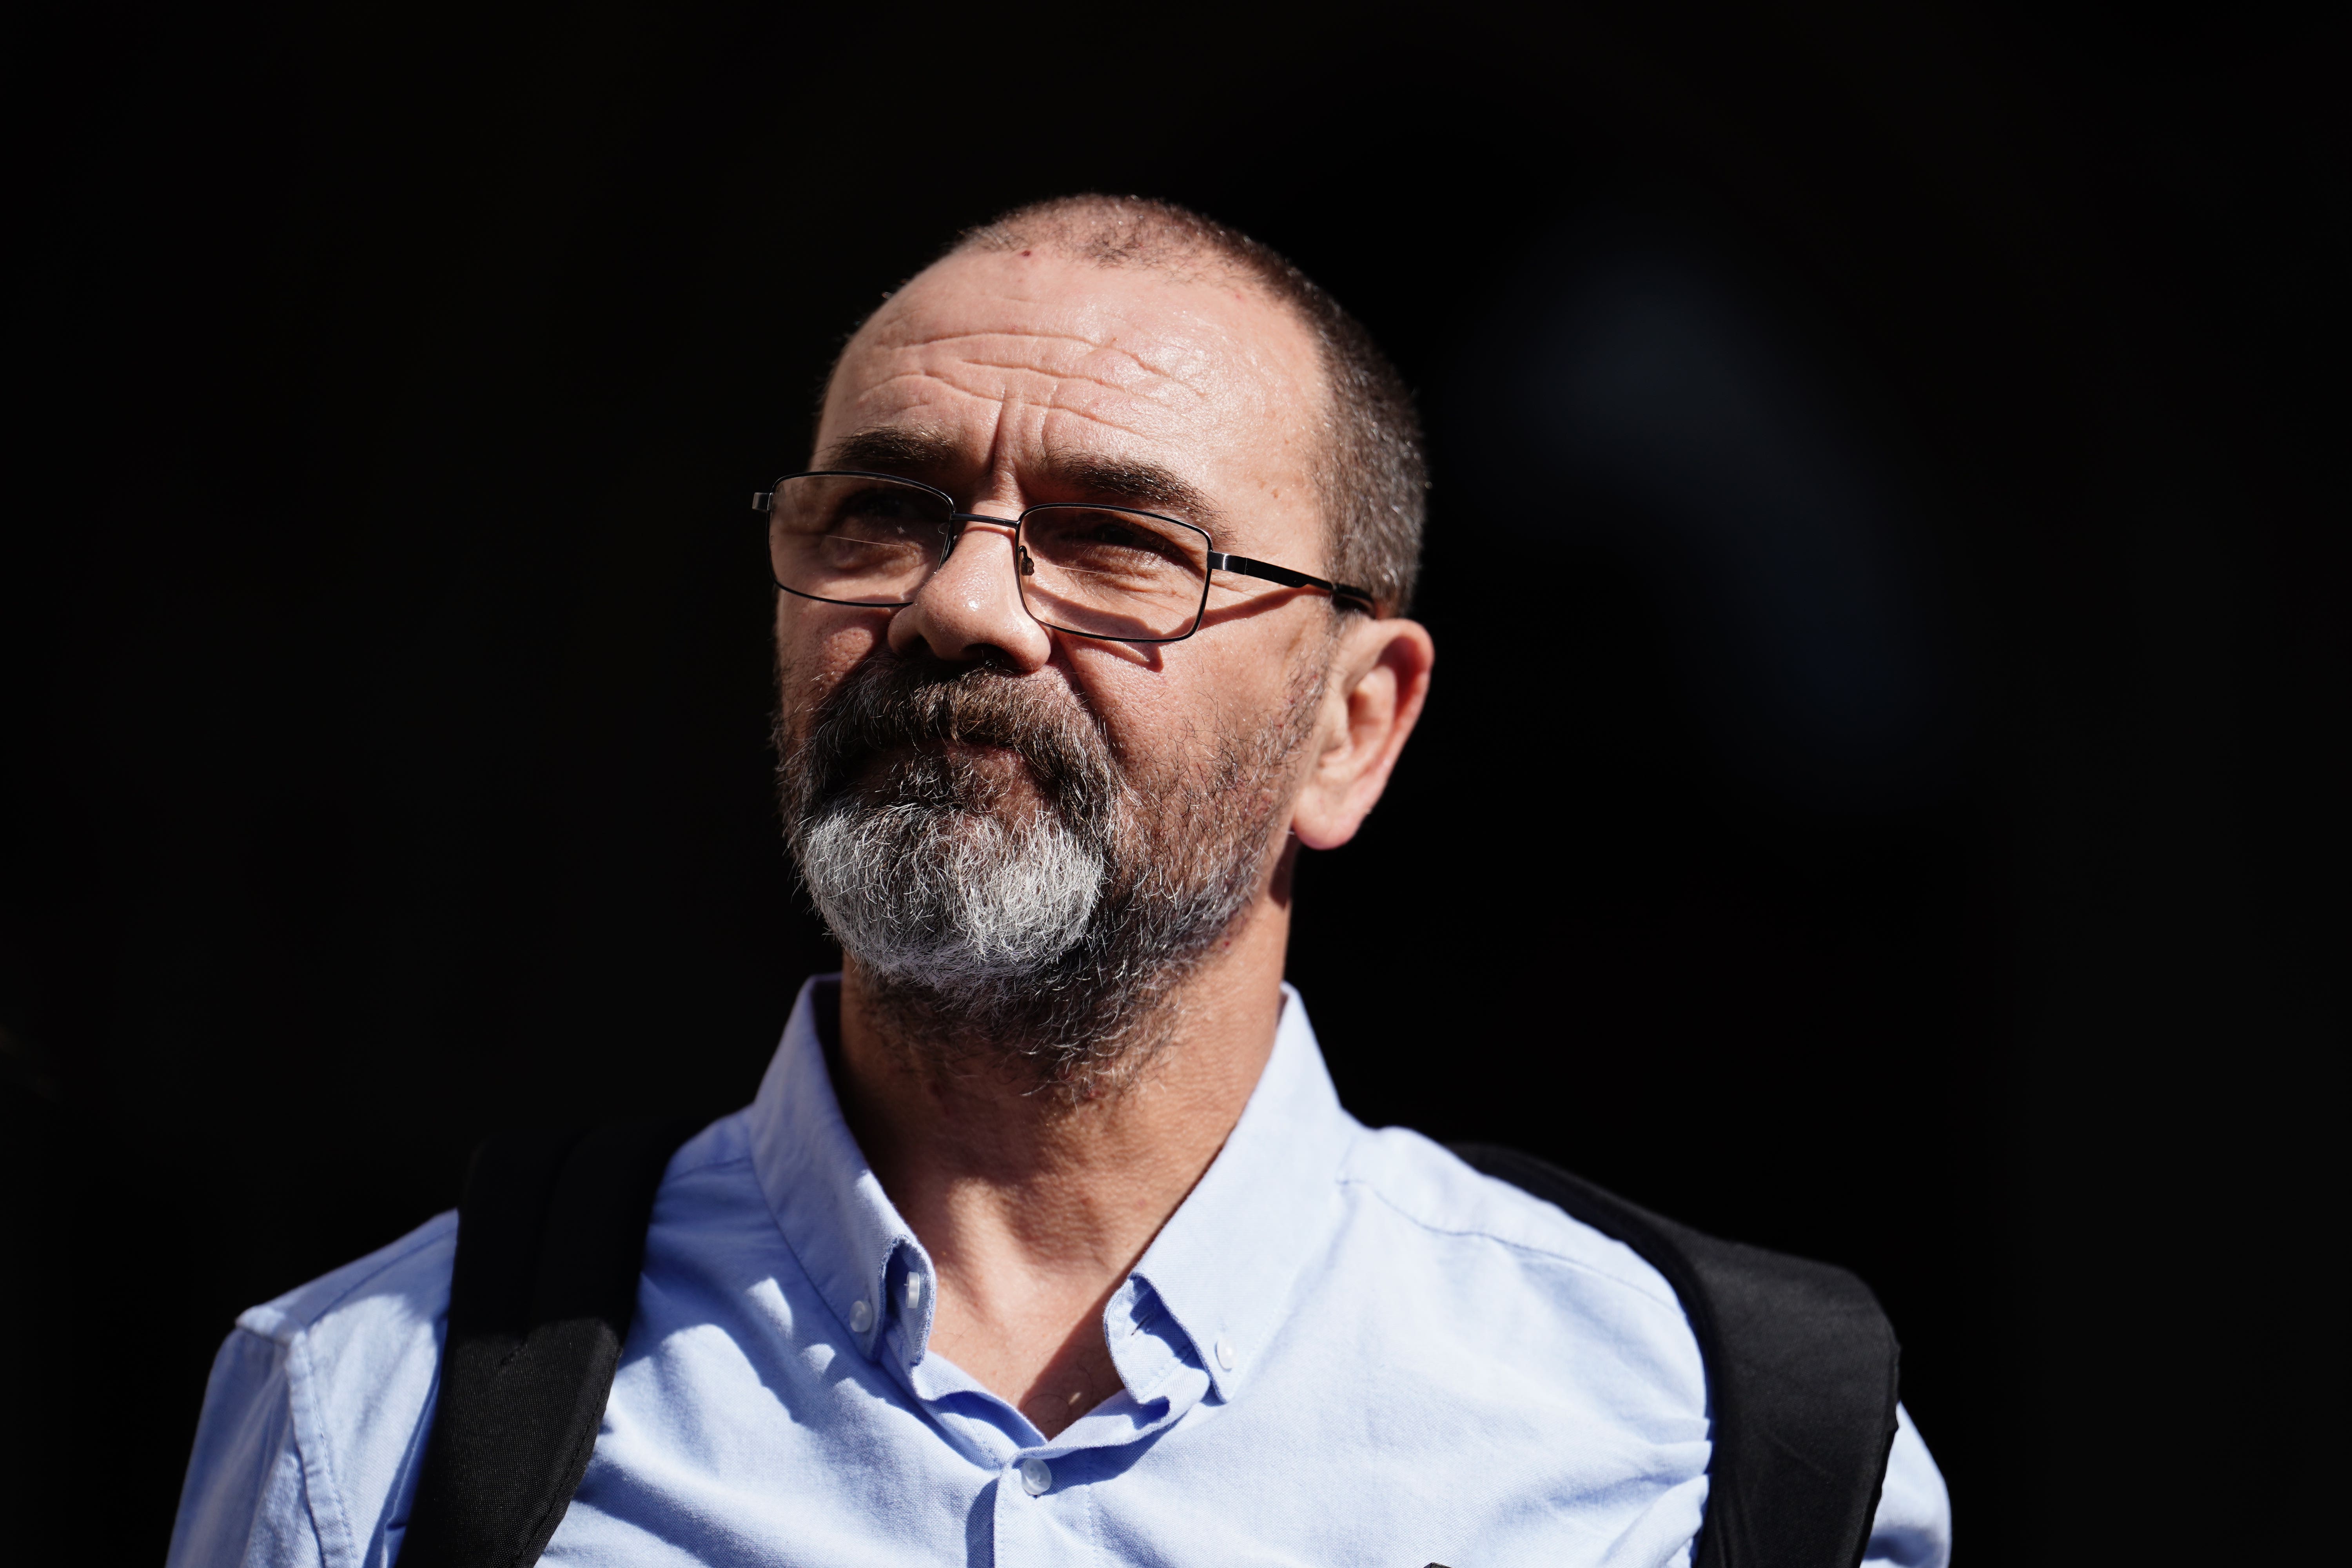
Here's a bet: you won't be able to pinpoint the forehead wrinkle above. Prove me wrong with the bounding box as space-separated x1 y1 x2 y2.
864 316 1107 356
871 314 1227 404
949 358 1191 403
851 351 1181 442
869 319 1130 367
829 265 1322 553
868 249 1317 392
855 347 1189 413
949 343 1208 410
851 372 1164 444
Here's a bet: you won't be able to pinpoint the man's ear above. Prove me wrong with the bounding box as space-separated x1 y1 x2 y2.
1290 616 1435 851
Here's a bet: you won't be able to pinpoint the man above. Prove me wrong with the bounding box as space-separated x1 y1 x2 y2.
169 196 1952 1567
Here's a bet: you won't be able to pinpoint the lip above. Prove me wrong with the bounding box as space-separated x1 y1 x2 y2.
864 737 1022 764
846 737 1032 788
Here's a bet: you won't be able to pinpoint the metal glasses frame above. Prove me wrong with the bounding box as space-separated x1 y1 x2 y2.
753 469 1379 644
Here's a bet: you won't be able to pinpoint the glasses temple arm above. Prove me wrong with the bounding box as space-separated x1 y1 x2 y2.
1206 552 1379 612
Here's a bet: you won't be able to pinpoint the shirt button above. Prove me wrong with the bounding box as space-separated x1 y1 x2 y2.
848 1298 874 1333
1019 1457 1053 1496
903 1275 924 1310
1215 1338 1236 1370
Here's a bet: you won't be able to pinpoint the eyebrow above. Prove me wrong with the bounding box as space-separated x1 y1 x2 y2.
814 427 1222 530
817 426 962 477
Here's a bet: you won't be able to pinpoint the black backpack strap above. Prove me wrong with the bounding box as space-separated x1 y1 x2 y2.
1452 1144 1901 1568
399 1118 701 1568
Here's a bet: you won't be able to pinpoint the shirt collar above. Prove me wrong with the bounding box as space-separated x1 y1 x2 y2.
746 975 1358 1402
1124 985 1355 1401
748 975 928 1362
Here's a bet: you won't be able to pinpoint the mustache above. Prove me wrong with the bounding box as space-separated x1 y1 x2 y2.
786 657 1121 819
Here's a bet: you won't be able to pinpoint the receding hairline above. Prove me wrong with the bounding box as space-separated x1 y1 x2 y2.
823 233 1321 429
815 194 1427 613
944 198 1322 347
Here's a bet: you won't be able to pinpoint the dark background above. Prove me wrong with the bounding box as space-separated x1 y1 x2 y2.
5 1 2341 1561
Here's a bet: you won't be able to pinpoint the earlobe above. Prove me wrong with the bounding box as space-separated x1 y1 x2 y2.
1290 618 1434 852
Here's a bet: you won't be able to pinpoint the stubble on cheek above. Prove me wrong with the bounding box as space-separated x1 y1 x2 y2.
772 610 871 762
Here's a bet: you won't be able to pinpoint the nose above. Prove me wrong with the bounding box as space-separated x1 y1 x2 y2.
886 514 1055 671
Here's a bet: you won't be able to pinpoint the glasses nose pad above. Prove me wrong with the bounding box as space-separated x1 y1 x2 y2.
1016 543 1036 578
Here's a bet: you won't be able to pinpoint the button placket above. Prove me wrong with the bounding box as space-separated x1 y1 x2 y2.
991 1450 1096 1566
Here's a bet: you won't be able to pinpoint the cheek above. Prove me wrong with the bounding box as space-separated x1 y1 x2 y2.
775 603 890 730
1065 632 1318 782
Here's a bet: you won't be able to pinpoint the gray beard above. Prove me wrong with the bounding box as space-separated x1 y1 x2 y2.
775 655 1318 1098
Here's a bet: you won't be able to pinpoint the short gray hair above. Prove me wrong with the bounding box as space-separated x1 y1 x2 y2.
929 195 1428 614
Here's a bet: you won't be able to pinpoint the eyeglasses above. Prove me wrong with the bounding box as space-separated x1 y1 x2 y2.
752 470 1377 644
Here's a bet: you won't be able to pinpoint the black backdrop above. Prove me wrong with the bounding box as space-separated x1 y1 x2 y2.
5 2 2341 1562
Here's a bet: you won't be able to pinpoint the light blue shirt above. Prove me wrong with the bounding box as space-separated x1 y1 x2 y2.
169 979 1951 1568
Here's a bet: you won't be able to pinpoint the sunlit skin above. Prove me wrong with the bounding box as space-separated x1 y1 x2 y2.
774 246 1435 1437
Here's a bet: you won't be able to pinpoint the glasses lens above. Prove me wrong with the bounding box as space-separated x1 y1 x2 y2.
1018 506 1211 641
768 474 951 604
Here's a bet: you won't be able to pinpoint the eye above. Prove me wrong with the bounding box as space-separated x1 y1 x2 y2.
1080 519 1149 551
833 487 935 531
1049 514 1195 567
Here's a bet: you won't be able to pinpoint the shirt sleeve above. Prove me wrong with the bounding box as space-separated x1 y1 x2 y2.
1861 1403 1954 1568
166 1327 328 1568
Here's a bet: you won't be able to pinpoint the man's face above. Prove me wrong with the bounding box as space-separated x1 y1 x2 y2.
773 248 1345 1074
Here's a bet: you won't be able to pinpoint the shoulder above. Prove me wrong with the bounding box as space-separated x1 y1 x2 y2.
658 1107 758 1189
171 1213 457 1568
232 1209 457 1450
1298 1125 1710 1552
1339 1125 1684 1308
237 1208 457 1351
1335 1126 1705 1401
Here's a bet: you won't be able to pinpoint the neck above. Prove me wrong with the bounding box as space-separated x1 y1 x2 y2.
828 845 1294 1435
